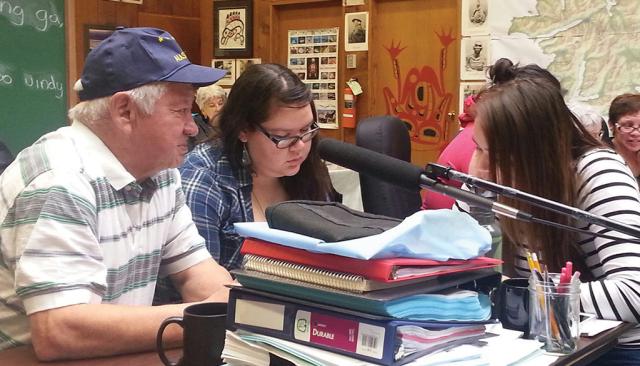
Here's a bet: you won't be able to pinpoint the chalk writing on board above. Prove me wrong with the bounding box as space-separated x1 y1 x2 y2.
0 64 14 86
0 0 64 32
23 73 64 99
0 62 63 99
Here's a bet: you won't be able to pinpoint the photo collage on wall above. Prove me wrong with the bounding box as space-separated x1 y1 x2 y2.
287 28 339 129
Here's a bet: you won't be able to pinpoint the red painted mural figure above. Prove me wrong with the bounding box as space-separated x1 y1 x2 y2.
382 29 455 149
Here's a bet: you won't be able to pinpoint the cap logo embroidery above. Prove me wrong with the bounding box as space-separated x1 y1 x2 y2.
157 35 174 43
174 51 187 62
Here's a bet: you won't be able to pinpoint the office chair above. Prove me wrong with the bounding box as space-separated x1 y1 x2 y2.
355 115 422 219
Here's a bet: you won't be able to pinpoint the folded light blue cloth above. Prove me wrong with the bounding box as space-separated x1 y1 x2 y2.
234 210 491 260
386 291 492 321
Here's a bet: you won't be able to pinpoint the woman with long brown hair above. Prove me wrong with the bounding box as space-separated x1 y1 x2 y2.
180 63 336 270
472 77 640 364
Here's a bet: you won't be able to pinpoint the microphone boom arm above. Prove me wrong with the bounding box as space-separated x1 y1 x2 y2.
426 163 640 239
419 175 533 222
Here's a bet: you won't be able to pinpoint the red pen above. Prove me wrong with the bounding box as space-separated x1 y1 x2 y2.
560 267 568 285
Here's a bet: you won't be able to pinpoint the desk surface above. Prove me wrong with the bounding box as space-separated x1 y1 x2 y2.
552 321 635 366
1 323 634 365
0 346 180 366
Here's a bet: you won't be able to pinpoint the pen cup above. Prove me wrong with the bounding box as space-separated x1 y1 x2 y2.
528 274 580 354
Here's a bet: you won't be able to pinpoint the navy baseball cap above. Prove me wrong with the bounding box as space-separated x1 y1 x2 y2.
78 27 227 101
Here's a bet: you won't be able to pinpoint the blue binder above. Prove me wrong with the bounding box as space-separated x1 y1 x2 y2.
231 268 500 318
227 286 494 366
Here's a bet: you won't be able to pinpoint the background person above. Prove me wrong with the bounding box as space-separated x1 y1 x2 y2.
189 84 227 149
0 27 233 360
177 63 337 271
422 94 479 210
608 93 640 182
568 101 610 142
472 78 640 364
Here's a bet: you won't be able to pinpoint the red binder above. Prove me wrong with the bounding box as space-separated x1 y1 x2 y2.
240 237 501 283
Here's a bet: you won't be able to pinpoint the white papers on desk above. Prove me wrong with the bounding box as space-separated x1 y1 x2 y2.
223 330 377 366
224 326 557 366
327 162 363 211
411 324 557 366
580 317 623 337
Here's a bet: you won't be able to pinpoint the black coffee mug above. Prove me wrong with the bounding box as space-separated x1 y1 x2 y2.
156 302 227 366
497 278 530 335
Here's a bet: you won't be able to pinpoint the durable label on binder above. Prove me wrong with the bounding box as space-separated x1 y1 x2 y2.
293 310 385 359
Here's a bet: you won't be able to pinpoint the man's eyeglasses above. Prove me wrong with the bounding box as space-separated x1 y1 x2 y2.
255 122 320 149
616 124 640 134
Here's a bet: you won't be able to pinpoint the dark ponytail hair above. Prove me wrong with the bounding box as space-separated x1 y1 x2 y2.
489 58 563 93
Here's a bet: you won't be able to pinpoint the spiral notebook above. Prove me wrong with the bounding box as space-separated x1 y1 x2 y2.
242 254 429 293
240 237 501 283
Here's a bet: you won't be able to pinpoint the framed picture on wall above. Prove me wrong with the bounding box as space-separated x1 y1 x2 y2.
344 11 368 52
212 59 236 87
214 0 253 58
461 0 489 36
460 36 490 80
459 81 486 114
84 25 117 55
235 58 261 78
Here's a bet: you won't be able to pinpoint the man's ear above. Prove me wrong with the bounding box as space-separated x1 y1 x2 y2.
108 92 137 133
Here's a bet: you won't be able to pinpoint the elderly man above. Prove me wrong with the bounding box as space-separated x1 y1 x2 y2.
0 27 233 360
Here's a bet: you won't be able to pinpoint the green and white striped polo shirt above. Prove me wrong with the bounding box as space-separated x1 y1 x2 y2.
0 122 211 350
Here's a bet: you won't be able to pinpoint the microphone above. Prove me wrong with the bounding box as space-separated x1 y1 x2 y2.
318 137 422 191
317 138 532 221
425 163 640 239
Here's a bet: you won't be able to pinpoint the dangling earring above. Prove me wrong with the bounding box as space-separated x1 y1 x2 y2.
241 142 252 167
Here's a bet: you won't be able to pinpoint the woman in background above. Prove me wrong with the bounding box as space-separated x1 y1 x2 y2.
180 63 336 270
422 93 479 210
568 101 611 143
189 84 227 149
473 78 640 364
608 93 640 183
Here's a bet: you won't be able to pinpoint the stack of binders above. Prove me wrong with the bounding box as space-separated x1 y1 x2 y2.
224 237 502 365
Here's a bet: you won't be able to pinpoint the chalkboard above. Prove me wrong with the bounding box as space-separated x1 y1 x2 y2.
0 0 66 155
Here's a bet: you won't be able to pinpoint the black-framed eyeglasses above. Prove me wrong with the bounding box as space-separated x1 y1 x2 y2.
616 124 640 134
255 122 320 149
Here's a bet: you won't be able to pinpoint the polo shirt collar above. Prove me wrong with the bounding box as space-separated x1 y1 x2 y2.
68 121 136 191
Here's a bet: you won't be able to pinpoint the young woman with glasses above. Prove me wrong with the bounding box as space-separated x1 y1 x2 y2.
608 93 640 183
178 63 336 270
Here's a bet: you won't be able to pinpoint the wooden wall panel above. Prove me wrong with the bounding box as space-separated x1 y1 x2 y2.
138 13 201 64
67 0 201 106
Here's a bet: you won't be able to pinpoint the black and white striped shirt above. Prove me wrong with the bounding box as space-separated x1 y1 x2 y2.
511 149 640 347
